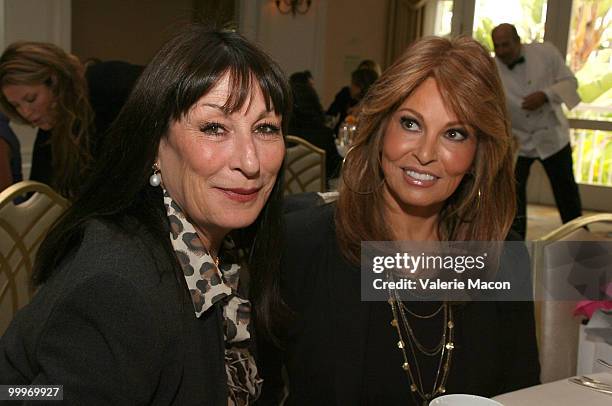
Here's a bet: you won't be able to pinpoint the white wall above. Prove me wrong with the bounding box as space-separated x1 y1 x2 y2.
322 0 387 107
240 0 328 101
0 0 71 179
239 0 388 109
71 0 193 65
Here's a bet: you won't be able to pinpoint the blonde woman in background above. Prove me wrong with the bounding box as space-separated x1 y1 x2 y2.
0 42 142 199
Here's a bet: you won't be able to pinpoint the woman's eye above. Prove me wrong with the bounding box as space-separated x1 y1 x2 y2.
25 95 36 103
254 123 281 136
200 122 226 135
446 128 468 141
400 117 420 132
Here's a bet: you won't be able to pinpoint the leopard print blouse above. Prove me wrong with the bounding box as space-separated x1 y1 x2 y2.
164 191 262 405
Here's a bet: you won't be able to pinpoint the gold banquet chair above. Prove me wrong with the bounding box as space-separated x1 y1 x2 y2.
532 213 612 383
0 181 69 335
284 135 326 195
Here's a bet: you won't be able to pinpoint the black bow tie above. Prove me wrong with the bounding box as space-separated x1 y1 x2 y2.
507 56 525 70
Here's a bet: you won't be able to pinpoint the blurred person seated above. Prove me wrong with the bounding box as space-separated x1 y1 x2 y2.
288 70 342 183
0 26 290 404
258 37 539 405
357 58 382 76
84 59 144 155
326 66 379 135
0 43 143 199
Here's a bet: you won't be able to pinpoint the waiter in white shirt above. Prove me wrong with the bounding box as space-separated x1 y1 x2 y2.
492 23 582 239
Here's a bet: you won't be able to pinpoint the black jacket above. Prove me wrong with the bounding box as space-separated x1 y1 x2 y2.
0 219 227 405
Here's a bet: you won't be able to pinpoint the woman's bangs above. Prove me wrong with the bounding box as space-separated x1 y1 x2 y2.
226 64 287 116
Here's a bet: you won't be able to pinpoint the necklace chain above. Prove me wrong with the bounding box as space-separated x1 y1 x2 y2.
387 283 454 405
399 301 445 319
397 300 445 356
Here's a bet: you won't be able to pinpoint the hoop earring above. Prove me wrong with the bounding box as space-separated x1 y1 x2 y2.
340 145 385 195
149 163 162 187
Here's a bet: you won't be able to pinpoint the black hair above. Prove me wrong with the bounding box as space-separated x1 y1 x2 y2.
289 80 325 128
289 70 313 85
34 25 291 343
351 68 379 100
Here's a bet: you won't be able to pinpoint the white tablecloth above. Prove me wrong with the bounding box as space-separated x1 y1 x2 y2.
493 373 612 405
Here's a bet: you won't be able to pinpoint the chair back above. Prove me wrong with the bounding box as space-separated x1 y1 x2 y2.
533 213 612 383
284 135 326 195
0 181 69 334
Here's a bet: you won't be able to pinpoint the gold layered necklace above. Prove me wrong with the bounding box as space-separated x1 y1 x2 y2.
387 287 454 406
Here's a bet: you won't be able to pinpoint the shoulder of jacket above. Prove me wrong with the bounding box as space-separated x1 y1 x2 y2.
68 217 175 287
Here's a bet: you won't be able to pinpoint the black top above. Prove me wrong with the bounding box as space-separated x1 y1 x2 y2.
364 301 449 404
29 129 51 187
0 218 227 405
326 86 357 135
257 204 540 405
29 61 143 190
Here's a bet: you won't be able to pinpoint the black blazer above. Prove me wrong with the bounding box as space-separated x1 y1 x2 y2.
0 219 227 405
259 204 540 405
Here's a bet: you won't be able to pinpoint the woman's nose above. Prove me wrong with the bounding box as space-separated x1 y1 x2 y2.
230 134 260 178
413 133 437 165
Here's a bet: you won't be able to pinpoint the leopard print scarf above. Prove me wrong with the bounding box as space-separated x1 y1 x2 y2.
164 191 262 405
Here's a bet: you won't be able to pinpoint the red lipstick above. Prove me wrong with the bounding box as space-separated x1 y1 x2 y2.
218 187 261 202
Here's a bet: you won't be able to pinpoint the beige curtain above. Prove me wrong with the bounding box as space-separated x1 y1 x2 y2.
384 0 431 68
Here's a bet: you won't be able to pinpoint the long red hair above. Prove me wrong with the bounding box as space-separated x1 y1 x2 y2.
336 36 516 264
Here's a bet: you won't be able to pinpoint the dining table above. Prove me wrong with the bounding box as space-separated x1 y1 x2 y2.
492 372 612 405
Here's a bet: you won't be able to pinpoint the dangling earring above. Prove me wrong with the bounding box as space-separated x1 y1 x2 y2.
149 163 162 187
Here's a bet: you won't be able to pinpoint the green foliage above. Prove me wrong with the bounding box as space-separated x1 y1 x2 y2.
473 0 546 50
572 129 612 185
521 0 545 27
589 0 612 19
474 17 495 52
517 0 546 42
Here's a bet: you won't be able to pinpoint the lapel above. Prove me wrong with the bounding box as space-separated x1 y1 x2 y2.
329 248 371 405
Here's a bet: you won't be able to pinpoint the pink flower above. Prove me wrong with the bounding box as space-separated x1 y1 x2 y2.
574 301 612 319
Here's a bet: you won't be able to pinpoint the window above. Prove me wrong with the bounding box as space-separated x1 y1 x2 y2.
423 0 454 38
472 0 548 51
566 0 612 185
425 0 612 196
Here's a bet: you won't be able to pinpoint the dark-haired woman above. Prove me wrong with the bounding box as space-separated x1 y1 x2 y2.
261 36 539 405
0 26 290 405
288 72 342 182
